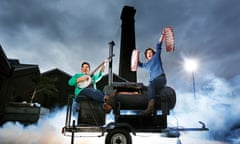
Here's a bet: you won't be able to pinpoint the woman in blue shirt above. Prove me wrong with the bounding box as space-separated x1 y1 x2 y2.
138 33 167 115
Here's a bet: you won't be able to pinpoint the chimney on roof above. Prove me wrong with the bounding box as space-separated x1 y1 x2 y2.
119 6 137 82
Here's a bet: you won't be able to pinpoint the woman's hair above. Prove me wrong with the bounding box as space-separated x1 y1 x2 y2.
81 62 90 69
144 48 155 59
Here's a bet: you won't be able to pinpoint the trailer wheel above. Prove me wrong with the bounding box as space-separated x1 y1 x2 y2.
105 128 132 144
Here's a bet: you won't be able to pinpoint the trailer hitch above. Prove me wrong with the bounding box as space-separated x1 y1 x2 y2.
174 121 209 131
162 121 209 138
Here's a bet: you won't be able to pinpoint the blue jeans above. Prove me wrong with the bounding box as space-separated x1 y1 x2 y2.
78 88 104 103
148 74 167 99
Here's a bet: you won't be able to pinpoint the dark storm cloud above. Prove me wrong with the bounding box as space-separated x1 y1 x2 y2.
0 1 240 143
0 0 123 73
132 0 240 81
0 0 239 80
0 0 118 46
0 0 68 43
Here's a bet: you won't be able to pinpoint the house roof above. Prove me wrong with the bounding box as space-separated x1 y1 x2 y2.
10 60 39 72
0 45 13 76
42 68 72 77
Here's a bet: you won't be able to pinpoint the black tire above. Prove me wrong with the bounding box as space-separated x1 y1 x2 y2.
105 128 132 144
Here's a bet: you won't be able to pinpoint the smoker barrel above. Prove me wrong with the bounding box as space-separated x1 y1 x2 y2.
103 83 176 113
115 86 176 110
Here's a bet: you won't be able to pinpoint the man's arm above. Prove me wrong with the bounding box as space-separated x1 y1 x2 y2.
77 75 90 83
68 74 87 86
92 71 103 83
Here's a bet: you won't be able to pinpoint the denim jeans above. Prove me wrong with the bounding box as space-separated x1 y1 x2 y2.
78 88 104 103
148 74 167 99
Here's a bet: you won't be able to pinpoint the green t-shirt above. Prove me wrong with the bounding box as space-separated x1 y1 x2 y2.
68 71 103 99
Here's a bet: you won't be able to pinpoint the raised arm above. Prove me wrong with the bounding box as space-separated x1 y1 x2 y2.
159 33 164 43
157 32 164 51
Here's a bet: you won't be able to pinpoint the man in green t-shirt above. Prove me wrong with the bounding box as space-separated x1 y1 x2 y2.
68 62 105 103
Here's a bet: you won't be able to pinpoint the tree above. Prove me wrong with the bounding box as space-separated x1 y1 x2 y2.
31 76 58 103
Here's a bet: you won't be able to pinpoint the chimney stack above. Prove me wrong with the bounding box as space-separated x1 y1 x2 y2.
119 6 137 82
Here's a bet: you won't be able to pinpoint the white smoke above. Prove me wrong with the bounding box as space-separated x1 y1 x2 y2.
0 107 67 144
169 74 240 143
0 74 239 144
0 107 106 144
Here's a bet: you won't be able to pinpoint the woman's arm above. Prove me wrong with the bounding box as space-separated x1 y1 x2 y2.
157 32 165 51
159 33 164 43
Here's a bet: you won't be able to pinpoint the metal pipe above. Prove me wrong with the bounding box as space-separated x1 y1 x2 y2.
71 120 75 144
192 72 196 99
108 41 115 86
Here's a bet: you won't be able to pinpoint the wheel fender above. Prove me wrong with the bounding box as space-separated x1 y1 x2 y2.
104 122 136 136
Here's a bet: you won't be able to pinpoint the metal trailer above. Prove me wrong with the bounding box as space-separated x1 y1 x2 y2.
62 41 208 144
61 82 208 144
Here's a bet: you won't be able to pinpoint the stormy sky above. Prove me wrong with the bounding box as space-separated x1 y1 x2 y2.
1 0 240 143
1 0 239 84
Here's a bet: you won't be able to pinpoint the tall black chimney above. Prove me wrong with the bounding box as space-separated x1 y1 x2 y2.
119 6 136 82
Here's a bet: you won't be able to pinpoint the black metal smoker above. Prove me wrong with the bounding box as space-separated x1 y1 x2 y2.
61 40 207 144
61 6 208 144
